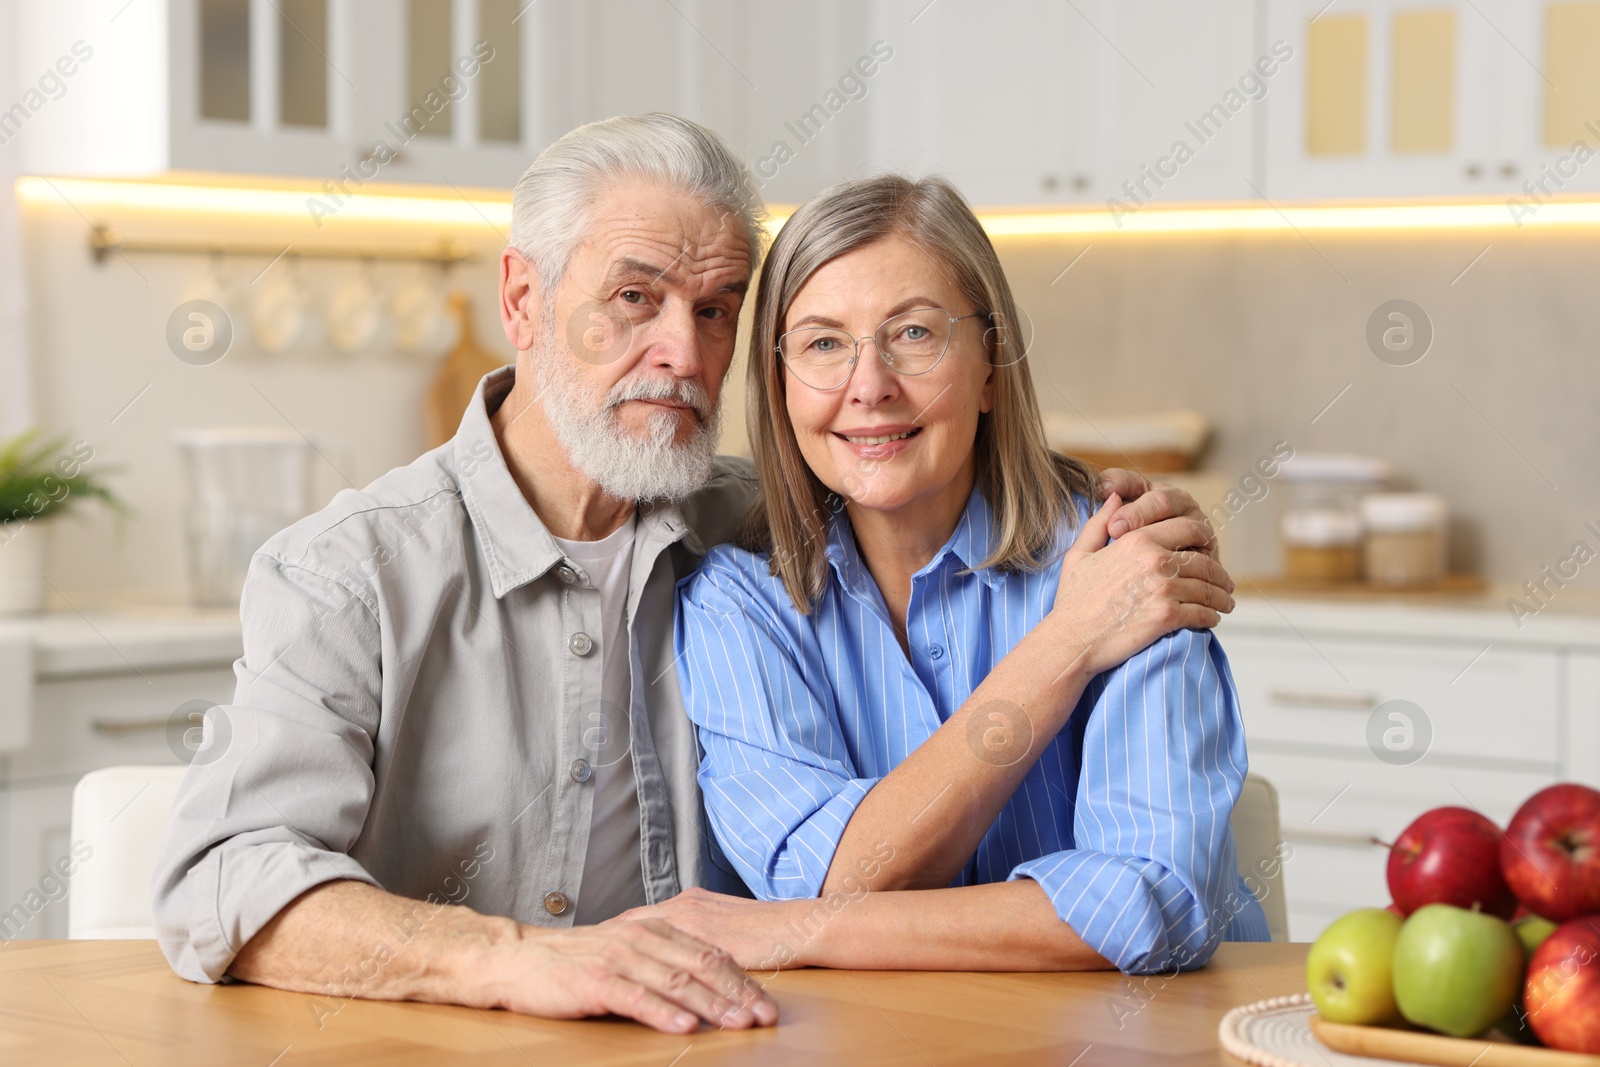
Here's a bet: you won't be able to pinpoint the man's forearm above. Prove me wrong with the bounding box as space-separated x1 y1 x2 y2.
228 879 513 1010
795 880 1114 972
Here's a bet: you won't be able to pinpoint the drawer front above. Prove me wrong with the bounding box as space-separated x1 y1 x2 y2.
1250 749 1557 842
1224 633 1560 766
1279 839 1390 942
1249 749 1559 941
8 667 237 782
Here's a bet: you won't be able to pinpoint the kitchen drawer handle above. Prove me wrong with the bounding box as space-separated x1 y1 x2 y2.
1283 825 1385 849
1267 688 1379 711
90 717 173 736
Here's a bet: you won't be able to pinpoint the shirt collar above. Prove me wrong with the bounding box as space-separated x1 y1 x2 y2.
452 366 697 599
824 483 1007 595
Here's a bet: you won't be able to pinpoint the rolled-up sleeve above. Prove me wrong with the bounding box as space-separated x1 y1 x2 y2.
151 554 384 983
1010 628 1268 974
676 564 877 901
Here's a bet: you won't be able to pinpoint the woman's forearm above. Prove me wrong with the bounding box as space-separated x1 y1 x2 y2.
821 613 1096 896
798 879 1114 972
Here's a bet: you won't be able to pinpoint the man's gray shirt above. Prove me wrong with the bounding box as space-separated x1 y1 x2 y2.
152 367 758 983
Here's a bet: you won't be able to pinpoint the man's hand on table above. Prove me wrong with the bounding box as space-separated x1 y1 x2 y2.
481 917 778 1032
228 881 775 1035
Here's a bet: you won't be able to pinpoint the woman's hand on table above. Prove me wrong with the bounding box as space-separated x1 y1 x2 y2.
1050 492 1235 679
485 916 779 1032
611 888 804 974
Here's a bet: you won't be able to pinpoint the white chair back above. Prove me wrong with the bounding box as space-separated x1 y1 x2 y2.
1231 773 1289 943
68 765 188 939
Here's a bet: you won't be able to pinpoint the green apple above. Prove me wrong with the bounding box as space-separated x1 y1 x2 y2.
1497 915 1562 1044
1393 904 1524 1038
1514 914 1559 957
1306 908 1404 1024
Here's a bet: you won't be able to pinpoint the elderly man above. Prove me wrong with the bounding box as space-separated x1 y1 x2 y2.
153 113 1222 1033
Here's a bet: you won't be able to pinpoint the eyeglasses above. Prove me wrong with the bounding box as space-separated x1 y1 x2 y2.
776 307 987 391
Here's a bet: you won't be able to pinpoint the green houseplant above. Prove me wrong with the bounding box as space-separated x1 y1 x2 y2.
0 430 122 615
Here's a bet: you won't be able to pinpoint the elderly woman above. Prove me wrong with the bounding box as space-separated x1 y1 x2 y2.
622 174 1268 976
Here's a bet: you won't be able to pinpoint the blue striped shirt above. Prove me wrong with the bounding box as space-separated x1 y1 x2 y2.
675 486 1270 973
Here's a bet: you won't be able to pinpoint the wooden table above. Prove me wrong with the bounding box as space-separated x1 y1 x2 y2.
2 940 1309 1065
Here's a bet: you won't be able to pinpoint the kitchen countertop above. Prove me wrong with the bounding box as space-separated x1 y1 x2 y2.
5 581 1600 681
0 605 243 679
1226 580 1600 649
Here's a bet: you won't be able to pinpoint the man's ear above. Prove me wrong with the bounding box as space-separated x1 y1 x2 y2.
499 247 543 353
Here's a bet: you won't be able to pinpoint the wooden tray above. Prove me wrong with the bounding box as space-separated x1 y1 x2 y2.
1240 574 1488 600
1310 1014 1600 1066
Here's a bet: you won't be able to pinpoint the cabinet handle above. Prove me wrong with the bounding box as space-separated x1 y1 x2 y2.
1283 825 1384 849
91 718 173 736
1267 688 1379 710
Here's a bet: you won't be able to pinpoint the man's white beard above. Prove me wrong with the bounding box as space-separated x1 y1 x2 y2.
534 339 722 503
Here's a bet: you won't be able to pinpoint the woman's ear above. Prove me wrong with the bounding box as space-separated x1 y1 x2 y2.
979 362 996 414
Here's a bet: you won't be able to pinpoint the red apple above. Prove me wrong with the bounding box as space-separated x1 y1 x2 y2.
1523 914 1600 1053
1385 807 1517 919
1501 783 1600 923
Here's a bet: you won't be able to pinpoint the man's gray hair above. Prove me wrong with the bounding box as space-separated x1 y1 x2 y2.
508 112 767 293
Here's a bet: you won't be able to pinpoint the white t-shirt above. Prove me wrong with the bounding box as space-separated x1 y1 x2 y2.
552 514 647 923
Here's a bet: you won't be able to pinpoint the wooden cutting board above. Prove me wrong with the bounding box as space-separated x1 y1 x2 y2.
423 291 509 448
1310 1014 1600 1066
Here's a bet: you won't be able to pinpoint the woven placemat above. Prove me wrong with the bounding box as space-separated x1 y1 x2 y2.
1218 994 1407 1067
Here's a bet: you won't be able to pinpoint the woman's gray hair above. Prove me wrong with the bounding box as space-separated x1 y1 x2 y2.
508 112 767 294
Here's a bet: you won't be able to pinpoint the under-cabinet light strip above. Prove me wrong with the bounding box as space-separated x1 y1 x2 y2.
18 176 1600 237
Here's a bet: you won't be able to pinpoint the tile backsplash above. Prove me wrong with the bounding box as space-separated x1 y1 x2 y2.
22 192 1600 601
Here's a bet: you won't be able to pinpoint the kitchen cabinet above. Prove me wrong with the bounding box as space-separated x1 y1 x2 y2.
0 613 240 941
1088 1 1264 208
1219 596 1600 943
13 0 1600 203
12 0 540 187
863 0 1262 208
538 0 884 208
859 0 1096 207
1263 0 1600 200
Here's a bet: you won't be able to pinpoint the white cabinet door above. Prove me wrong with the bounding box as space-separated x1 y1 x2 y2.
0 665 235 941
1225 633 1563 768
1480 0 1600 201
1568 652 1600 788
864 0 1096 207
1091 0 1263 208
717 1 883 206
1264 0 1506 199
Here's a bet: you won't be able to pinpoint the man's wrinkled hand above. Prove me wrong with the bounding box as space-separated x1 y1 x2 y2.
485 916 778 1032
1097 468 1220 559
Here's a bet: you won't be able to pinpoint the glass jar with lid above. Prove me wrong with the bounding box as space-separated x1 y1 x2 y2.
1278 454 1390 582
1361 493 1448 586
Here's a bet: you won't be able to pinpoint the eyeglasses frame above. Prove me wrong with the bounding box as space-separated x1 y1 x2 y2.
775 306 989 391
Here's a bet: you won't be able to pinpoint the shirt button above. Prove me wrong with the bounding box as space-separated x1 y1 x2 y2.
570 758 592 783
554 565 578 585
569 632 594 656
929 644 945 660
542 890 569 915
